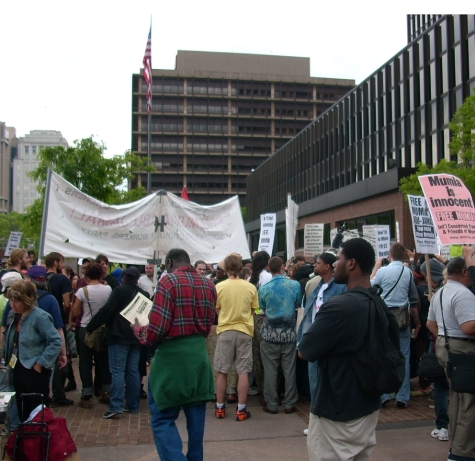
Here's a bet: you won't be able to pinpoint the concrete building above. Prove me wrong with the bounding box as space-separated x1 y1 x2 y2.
0 122 17 214
13 130 68 213
246 14 475 254
131 50 355 205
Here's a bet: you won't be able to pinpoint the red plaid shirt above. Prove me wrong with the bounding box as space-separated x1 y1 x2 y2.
134 266 217 344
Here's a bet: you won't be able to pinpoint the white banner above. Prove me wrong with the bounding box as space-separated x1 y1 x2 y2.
304 224 324 257
408 195 439 254
363 225 390 258
285 195 299 259
257 213 276 254
5 232 22 256
43 171 251 264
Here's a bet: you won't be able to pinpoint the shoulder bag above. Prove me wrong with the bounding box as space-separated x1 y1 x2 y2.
440 288 475 394
82 286 107 352
381 267 410 330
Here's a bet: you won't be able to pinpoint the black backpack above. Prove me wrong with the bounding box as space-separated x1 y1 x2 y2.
346 287 405 397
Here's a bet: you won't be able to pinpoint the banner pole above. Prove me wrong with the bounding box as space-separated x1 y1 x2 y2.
425 254 433 301
38 168 52 262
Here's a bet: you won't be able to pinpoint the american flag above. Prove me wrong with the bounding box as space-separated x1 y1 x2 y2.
143 27 152 116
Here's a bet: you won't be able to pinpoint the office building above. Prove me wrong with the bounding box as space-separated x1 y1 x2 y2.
246 14 475 254
0 122 17 214
131 50 355 205
13 130 68 213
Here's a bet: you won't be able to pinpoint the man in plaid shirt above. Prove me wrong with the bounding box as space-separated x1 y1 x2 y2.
133 248 217 461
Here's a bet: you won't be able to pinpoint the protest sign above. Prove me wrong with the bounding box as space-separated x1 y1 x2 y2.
285 194 299 259
120 292 153 326
419 174 475 245
408 195 438 254
304 224 324 257
4 232 22 256
42 171 251 264
257 213 276 253
363 225 390 258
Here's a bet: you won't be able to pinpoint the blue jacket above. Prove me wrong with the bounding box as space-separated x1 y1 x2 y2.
297 278 346 346
4 307 62 370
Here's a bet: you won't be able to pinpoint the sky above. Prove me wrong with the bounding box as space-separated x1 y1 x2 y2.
0 0 465 158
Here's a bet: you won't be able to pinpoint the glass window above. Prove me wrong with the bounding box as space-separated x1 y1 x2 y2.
453 15 461 43
440 20 448 52
419 70 425 105
468 15 475 34
442 95 450 125
419 108 425 137
431 102 437 132
441 54 449 93
429 62 437 100
455 88 463 110
454 44 462 85
469 36 475 78
24 146 29 154
418 39 424 68
32 146 36 154
429 30 436 60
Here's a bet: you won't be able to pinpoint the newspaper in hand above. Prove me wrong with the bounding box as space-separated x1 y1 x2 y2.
120 292 153 326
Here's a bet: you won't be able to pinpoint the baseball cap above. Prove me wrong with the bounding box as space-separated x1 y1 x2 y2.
27 266 48 282
123 267 141 279
0 272 23 293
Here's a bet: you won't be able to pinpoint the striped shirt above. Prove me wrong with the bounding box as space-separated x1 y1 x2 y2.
135 266 217 344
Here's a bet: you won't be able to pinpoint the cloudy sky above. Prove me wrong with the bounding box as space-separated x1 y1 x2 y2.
0 0 459 157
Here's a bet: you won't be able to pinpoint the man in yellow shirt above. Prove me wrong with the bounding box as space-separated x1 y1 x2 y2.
214 253 258 421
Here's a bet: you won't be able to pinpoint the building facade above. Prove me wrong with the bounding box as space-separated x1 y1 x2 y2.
13 130 68 213
246 14 475 254
131 50 355 205
0 122 17 214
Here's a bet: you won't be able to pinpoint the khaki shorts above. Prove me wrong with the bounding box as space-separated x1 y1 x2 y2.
214 330 253 374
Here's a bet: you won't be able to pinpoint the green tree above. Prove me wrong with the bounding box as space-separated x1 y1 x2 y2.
0 212 24 250
22 136 152 246
399 93 475 199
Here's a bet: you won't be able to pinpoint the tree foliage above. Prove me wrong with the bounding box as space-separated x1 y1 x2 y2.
22 136 153 247
0 212 24 250
399 93 475 199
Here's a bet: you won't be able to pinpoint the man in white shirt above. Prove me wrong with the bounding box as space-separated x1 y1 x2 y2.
138 265 155 299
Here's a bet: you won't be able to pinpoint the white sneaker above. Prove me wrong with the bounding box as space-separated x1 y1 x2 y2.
431 427 449 441
303 428 308 436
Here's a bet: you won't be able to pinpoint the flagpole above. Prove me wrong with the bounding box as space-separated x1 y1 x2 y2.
38 168 52 262
143 20 152 195
147 111 151 195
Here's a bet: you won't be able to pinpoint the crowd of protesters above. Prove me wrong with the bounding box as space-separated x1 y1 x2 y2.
0 241 474 461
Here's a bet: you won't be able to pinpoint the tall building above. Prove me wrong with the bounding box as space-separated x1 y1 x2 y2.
13 130 68 213
246 14 475 254
0 122 17 214
131 50 355 205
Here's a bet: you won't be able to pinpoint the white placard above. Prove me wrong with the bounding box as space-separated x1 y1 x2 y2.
43 171 251 264
408 195 439 254
4 232 22 256
304 224 324 257
363 225 390 258
120 291 154 326
285 195 299 259
257 213 276 254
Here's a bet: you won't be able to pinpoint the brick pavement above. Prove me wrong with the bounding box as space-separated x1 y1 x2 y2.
1 356 436 449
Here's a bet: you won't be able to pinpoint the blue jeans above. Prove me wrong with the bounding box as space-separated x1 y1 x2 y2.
381 326 411 404
148 380 207 461
308 361 318 402
434 379 449 430
108 343 141 413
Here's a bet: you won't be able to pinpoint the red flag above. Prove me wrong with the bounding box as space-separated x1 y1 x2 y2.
181 186 189 201
142 27 152 116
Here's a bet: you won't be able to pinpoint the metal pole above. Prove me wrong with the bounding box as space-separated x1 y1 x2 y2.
38 168 52 262
147 112 151 195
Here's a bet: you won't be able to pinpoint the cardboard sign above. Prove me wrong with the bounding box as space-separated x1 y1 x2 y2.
419 174 475 245
304 224 324 257
257 213 276 254
408 195 438 254
363 225 390 258
4 232 22 256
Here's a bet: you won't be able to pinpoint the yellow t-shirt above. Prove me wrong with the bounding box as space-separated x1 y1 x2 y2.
216 278 258 337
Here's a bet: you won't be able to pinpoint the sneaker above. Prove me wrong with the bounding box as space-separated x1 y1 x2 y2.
102 410 119 419
396 401 408 409
78 396 92 409
431 427 449 441
123 408 139 414
215 404 226 419
303 429 308 436
51 397 74 407
247 386 259 396
235 406 251 421
0 426 8 437
98 392 110 404
381 398 391 407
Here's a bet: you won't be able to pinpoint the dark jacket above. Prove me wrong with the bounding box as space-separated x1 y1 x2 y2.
86 284 149 346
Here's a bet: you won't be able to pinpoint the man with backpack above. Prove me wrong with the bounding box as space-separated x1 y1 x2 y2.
371 243 419 409
299 238 402 461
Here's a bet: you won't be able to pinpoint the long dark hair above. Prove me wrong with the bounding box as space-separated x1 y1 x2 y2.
249 251 270 286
